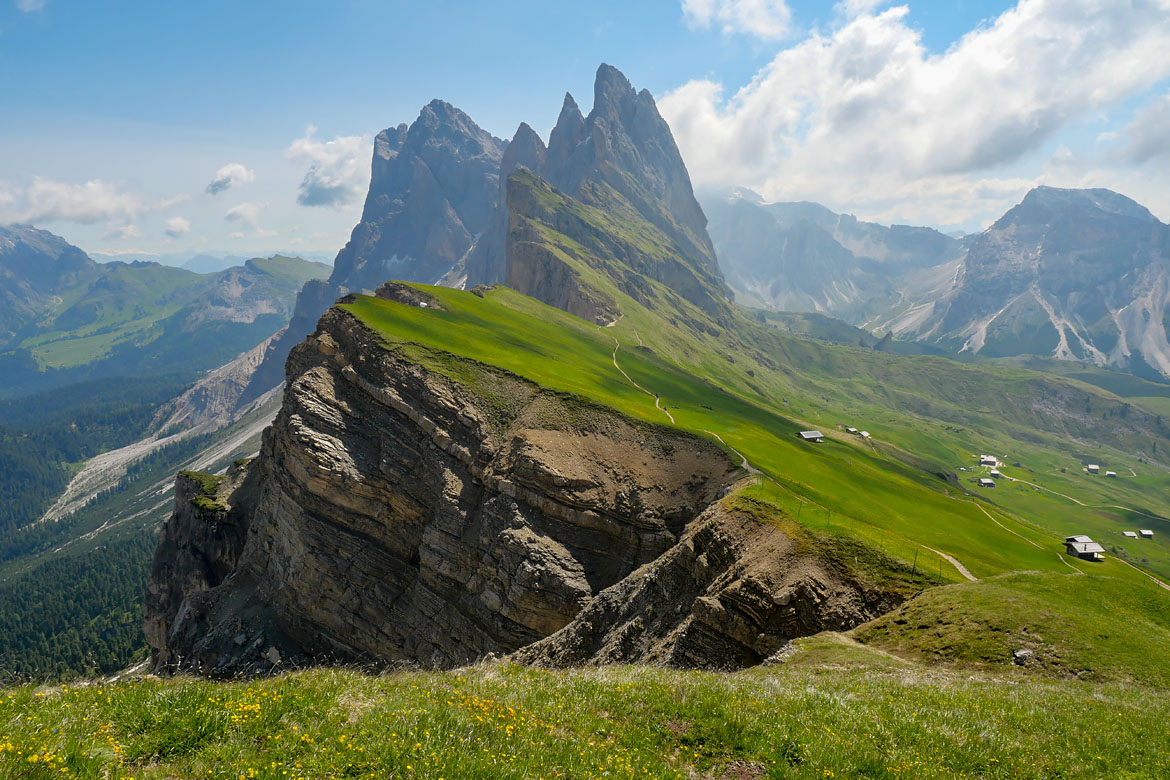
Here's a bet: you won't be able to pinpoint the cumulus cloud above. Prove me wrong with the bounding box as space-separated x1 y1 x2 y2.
102 224 141 242
1119 91 1170 164
660 0 1170 227
205 163 255 195
16 0 46 11
0 177 140 225
286 126 370 208
224 202 260 228
164 216 191 239
681 0 792 40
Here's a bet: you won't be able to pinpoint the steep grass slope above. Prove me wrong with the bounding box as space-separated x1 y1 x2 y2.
343 285 1170 585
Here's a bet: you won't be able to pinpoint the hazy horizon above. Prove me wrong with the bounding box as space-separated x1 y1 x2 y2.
3 0 1168 257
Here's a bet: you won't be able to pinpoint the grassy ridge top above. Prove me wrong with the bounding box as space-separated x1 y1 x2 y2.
343 287 1116 580
342 283 1170 685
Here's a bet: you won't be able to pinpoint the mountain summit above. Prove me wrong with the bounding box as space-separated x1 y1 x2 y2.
249 64 729 399
893 186 1170 379
457 63 729 321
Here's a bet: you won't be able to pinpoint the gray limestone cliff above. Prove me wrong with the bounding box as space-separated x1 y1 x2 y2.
244 103 506 404
146 298 918 676
891 187 1170 380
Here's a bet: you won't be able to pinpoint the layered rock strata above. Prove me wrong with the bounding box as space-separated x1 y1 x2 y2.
147 303 905 675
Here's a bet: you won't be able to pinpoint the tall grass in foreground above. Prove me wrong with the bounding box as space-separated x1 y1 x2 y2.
2 655 1167 779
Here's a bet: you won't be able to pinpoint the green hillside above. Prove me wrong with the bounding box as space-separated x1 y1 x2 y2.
0 255 328 399
0 392 281 681
343 283 1170 584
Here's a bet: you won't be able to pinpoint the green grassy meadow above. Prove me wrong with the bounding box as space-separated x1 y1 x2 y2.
341 285 1170 587
4 648 1168 779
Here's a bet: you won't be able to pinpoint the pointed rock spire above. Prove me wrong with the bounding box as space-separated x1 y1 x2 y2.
501 122 548 188
547 93 586 178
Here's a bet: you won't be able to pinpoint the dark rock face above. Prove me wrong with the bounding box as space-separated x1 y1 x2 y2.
334 101 505 293
144 464 257 671
244 103 506 403
145 308 899 676
455 122 548 289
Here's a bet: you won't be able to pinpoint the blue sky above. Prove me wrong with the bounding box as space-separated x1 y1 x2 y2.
2 0 1167 258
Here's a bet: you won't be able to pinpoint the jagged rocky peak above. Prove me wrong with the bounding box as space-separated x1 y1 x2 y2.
249 63 727 404
546 92 586 174
331 99 505 293
893 185 1170 380
247 98 509 402
367 123 408 200
544 64 720 277
500 122 548 188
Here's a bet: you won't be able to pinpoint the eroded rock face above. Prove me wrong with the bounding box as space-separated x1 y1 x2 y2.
146 308 739 675
513 509 901 669
147 306 913 676
144 465 256 670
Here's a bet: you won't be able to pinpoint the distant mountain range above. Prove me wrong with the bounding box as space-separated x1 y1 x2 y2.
89 250 336 273
706 186 1170 382
0 224 329 398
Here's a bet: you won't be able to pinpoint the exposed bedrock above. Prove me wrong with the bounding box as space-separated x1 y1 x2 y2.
146 306 901 676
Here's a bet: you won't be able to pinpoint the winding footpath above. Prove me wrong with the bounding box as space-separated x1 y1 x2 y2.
1004 473 1169 522
922 546 977 582
608 333 982 582
610 338 674 424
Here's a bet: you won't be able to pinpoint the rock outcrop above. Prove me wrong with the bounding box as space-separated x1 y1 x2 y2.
513 508 902 669
247 63 731 404
146 305 913 676
244 103 507 403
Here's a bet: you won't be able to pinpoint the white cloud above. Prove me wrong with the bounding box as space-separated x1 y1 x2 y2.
205 163 255 196
224 202 260 228
661 0 1170 227
164 216 191 239
101 224 141 242
228 231 246 240
1119 91 1170 164
16 0 46 12
681 0 792 40
0 177 140 225
835 0 888 18
286 125 370 208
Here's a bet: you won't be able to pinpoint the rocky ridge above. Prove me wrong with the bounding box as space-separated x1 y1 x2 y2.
146 299 904 675
248 64 730 402
703 190 964 321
